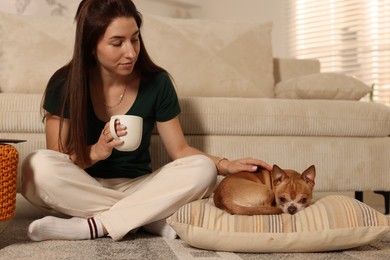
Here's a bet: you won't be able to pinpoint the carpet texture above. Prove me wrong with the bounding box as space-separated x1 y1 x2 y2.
1 218 390 260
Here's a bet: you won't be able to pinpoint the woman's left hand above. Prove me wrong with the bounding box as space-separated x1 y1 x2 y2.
218 157 272 176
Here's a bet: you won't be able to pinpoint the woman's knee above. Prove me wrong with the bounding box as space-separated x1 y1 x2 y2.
194 154 217 181
21 150 68 196
23 150 49 177
184 155 217 195
22 151 45 193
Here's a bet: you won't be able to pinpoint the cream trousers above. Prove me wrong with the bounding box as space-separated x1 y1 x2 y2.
21 149 217 240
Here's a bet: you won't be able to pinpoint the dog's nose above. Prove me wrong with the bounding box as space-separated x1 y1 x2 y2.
288 206 297 215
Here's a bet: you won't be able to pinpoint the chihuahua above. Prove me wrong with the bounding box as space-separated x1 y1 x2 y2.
213 165 316 215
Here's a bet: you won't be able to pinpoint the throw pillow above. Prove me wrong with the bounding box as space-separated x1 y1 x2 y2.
275 72 370 100
142 15 274 98
0 12 275 97
167 195 390 253
0 11 75 93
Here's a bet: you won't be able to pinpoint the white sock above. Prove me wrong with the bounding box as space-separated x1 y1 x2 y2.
143 219 177 239
27 216 105 241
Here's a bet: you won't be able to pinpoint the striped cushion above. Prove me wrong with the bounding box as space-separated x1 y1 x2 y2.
167 195 390 253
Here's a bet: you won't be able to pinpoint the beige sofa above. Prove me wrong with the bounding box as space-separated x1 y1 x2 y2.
1 12 390 212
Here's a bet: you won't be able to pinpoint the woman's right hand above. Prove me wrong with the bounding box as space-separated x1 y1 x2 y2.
90 120 127 162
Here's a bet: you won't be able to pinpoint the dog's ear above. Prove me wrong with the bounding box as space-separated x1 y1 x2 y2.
272 165 286 185
302 165 316 186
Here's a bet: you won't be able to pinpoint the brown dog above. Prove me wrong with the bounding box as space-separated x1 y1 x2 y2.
213 165 316 215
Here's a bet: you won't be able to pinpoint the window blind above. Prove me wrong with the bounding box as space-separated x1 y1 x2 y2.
287 0 390 105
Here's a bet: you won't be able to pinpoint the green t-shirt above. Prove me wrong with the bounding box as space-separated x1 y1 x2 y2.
43 71 181 179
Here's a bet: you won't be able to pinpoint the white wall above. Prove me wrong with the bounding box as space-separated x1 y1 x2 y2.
0 0 80 16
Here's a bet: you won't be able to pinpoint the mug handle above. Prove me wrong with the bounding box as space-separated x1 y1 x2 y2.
109 117 120 140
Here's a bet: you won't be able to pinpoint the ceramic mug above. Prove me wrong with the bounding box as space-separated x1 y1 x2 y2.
109 115 143 151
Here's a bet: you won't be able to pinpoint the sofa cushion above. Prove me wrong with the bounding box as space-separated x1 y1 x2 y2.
1 94 389 138
0 11 75 94
178 97 390 137
275 73 371 100
167 195 390 253
0 93 44 133
142 15 274 98
273 58 321 83
0 12 274 98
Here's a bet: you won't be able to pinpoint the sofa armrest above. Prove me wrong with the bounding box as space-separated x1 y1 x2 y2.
273 58 321 84
0 93 44 133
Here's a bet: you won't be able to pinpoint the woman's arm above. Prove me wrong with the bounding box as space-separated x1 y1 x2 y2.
156 116 272 175
45 113 70 152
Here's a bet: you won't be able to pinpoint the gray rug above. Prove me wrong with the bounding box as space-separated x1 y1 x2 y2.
1 218 390 260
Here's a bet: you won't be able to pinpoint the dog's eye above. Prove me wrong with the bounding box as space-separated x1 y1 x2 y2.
299 198 307 204
279 197 286 203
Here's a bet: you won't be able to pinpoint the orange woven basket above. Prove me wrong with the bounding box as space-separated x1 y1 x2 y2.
0 144 18 222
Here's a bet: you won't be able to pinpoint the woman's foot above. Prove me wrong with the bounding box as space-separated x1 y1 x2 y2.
27 216 105 241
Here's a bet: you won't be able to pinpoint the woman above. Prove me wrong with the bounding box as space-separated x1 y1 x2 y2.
21 0 272 241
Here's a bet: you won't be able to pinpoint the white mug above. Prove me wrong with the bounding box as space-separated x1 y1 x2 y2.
109 115 143 151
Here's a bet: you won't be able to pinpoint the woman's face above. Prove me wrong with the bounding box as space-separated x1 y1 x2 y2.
95 17 140 78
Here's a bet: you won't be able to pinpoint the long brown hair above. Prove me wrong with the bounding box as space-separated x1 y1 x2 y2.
45 0 165 166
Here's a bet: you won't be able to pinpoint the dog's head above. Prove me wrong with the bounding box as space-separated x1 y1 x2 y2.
271 165 316 215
